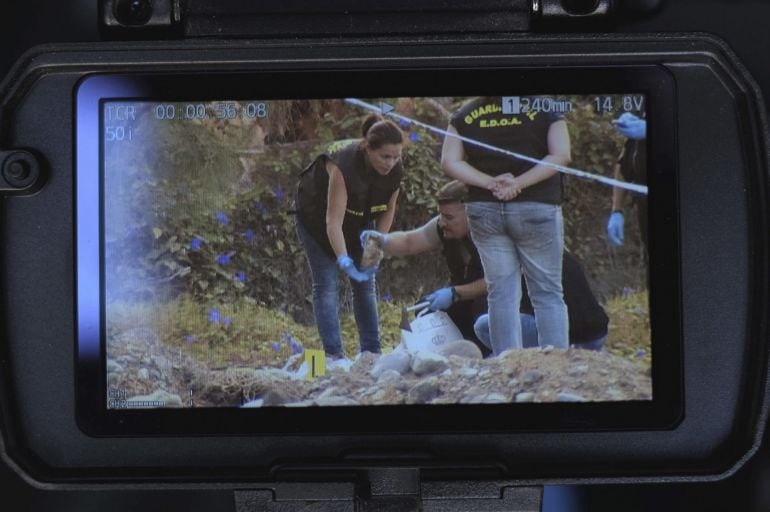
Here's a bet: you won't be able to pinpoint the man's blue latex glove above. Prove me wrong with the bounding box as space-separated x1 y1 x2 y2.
614 112 646 140
607 211 624 246
425 287 456 311
359 229 389 248
337 255 370 283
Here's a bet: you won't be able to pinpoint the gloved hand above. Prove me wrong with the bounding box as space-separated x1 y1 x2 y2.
359 229 389 248
607 211 624 246
425 287 456 311
337 255 371 283
362 264 379 280
614 112 646 140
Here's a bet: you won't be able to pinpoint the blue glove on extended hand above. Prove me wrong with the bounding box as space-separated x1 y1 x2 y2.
614 112 646 140
359 229 389 248
425 287 456 311
607 211 625 246
337 255 371 283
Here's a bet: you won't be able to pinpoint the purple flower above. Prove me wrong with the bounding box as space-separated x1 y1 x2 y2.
274 185 285 201
190 237 204 250
271 342 281 352
215 211 229 226
254 201 268 215
223 317 233 327
398 119 410 128
243 229 255 242
208 308 221 324
234 271 247 283
282 331 303 354
409 132 420 142
184 335 196 344
635 350 646 358
217 253 232 265
381 294 393 303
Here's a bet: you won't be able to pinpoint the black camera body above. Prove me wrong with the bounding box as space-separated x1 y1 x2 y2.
0 2 769 509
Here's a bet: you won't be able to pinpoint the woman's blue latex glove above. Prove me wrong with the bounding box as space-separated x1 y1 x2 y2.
607 211 625 246
337 255 370 283
359 229 389 248
424 287 456 311
362 264 379 280
614 113 646 140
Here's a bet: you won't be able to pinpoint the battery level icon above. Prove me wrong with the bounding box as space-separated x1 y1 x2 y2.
502 96 521 115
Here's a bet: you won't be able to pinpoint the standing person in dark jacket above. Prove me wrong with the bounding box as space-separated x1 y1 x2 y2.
295 114 404 362
607 112 648 250
362 181 608 356
441 97 572 355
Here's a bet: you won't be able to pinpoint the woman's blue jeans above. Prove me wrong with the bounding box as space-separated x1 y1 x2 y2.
296 220 380 356
465 201 569 354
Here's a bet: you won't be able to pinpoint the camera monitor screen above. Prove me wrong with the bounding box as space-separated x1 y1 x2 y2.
76 70 680 434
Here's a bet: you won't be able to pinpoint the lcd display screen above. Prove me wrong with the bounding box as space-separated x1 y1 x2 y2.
96 93 653 410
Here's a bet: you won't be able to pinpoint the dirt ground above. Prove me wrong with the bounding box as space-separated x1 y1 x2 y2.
106 328 651 408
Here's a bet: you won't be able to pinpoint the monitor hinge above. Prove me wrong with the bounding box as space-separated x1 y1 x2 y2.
234 468 543 511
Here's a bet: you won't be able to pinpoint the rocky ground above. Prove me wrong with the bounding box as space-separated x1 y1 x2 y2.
107 328 651 409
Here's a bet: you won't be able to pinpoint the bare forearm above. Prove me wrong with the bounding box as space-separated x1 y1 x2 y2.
326 224 348 258
375 209 396 234
375 189 399 234
441 125 494 190
514 119 571 192
516 153 569 190
381 231 413 257
325 162 350 259
383 218 440 257
611 165 626 211
442 160 495 190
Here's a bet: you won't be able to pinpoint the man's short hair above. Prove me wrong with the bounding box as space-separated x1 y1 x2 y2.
435 180 468 204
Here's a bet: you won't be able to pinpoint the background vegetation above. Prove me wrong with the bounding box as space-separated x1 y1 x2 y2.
104 96 649 367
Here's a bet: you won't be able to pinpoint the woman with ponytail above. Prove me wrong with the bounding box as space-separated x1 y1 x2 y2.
295 114 405 362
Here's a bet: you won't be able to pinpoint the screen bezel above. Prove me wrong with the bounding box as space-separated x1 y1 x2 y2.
75 66 681 436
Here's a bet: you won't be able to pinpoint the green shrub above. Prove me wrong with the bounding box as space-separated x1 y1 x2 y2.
604 289 651 368
107 294 408 368
106 97 647 325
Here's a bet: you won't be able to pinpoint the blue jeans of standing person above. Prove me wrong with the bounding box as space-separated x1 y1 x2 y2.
465 201 568 354
474 313 606 352
296 220 380 356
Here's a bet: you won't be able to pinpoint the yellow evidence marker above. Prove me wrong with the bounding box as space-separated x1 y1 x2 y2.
304 349 326 381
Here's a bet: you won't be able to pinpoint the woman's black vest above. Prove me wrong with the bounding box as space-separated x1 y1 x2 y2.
296 139 403 261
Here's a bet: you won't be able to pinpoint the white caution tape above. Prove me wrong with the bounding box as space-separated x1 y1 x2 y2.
345 98 648 196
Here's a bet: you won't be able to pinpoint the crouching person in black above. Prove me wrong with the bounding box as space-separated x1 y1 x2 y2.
473 253 609 352
360 180 489 353
362 181 609 356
